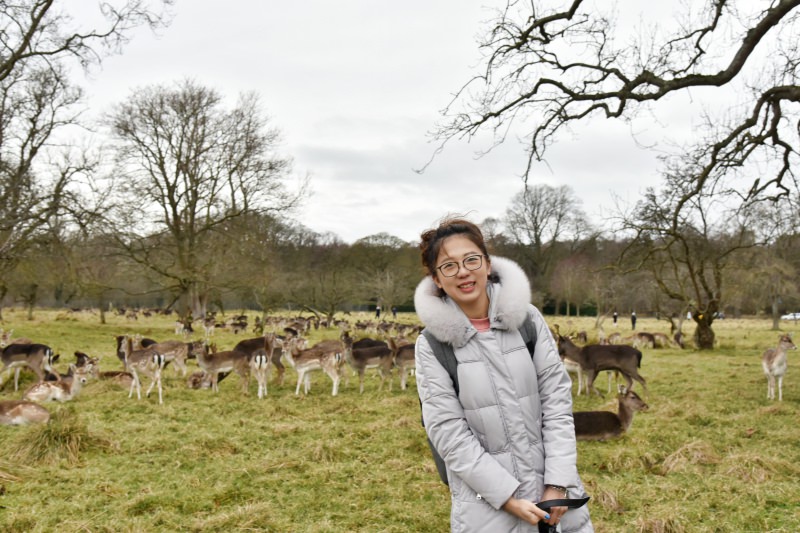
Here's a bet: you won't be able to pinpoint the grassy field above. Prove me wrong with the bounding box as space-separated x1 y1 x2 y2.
0 309 798 532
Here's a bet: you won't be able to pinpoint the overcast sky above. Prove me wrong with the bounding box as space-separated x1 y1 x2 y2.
75 0 673 243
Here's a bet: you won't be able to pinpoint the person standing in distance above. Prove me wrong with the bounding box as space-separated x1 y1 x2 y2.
414 216 593 532
631 311 637 330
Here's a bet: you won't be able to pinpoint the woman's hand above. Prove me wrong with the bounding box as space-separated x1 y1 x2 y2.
540 486 569 527
501 496 550 526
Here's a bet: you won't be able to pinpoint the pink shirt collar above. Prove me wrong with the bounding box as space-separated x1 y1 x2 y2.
469 317 491 332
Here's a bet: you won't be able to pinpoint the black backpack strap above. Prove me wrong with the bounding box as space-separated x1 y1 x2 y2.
519 312 538 360
421 328 460 395
419 328 458 486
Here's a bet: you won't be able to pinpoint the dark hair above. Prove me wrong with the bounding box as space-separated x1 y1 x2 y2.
419 216 492 282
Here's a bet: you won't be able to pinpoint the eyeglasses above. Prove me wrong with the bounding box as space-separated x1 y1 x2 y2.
436 254 486 278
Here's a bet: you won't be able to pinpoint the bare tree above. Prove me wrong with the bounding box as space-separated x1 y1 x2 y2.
620 180 771 348
504 184 590 277
107 80 305 320
0 1 172 84
433 1 800 208
0 0 171 315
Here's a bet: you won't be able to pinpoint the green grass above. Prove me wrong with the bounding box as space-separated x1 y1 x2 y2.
0 309 798 532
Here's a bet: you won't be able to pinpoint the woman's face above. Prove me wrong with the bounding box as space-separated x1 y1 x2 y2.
433 234 491 319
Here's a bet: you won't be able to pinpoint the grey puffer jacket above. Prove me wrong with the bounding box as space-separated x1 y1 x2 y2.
415 257 593 533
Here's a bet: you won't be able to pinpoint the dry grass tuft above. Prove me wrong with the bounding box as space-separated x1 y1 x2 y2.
721 453 800 484
592 487 625 514
7 408 111 465
635 516 687 533
312 440 342 463
191 501 276 531
661 440 720 474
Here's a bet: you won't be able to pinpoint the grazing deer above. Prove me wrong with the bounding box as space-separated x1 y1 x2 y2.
23 364 93 402
120 336 166 404
0 342 57 391
387 337 415 390
762 333 795 401
573 386 649 441
557 335 647 396
290 341 345 396
342 334 394 394
193 343 251 394
0 400 50 425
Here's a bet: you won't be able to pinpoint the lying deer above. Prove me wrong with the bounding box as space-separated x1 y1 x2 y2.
557 335 647 396
0 400 50 425
24 364 93 403
1 342 57 391
762 333 795 401
573 386 649 441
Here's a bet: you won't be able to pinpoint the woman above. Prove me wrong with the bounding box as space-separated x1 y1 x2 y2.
414 217 592 532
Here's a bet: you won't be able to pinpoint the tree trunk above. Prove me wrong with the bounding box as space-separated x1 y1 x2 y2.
98 297 107 325
693 316 716 349
771 298 780 331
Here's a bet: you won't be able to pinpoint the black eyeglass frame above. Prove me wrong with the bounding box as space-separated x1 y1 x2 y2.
436 254 487 278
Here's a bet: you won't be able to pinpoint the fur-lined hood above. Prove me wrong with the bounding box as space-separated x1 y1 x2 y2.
414 256 531 348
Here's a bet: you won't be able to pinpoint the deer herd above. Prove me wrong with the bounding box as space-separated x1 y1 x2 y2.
0 315 793 444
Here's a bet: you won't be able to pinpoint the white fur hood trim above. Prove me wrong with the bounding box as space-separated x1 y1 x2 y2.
414 256 531 347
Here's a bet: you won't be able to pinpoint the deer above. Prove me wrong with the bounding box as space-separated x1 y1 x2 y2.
557 335 647 397
290 340 345 396
342 333 394 394
652 332 677 349
120 336 166 404
0 342 57 391
185 370 231 390
762 333 795 401
232 333 276 398
0 400 50 425
622 332 655 350
387 337 415 390
233 333 281 386
23 364 93 402
192 342 251 394
114 334 157 368
573 386 649 441
145 339 196 377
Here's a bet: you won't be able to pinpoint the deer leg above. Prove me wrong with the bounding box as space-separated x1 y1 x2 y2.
145 371 157 397
359 372 365 394
295 370 304 395
156 370 163 404
632 371 647 391
586 370 603 397
777 375 783 401
14 367 21 391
